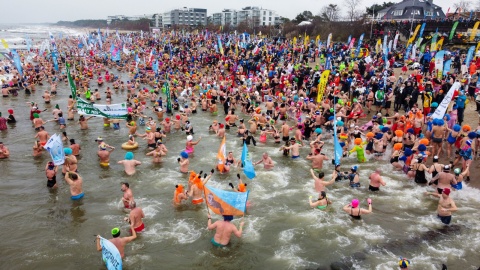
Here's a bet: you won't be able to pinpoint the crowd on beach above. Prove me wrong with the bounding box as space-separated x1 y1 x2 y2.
1 28 479 269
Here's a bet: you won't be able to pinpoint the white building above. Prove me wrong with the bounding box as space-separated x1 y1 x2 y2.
211 6 279 27
162 7 207 28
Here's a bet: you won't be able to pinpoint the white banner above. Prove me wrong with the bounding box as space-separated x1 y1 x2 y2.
432 82 461 119
77 98 128 119
44 133 65 165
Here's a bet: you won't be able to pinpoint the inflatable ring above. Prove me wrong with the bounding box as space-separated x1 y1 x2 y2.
122 142 138 150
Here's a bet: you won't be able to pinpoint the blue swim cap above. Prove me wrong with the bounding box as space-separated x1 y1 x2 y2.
63 147 72 155
444 114 451 121
418 144 427 151
432 119 439 126
315 128 322 134
407 128 414 134
453 124 461 132
437 119 445 126
351 165 358 172
431 102 438 108
381 127 389 133
404 148 412 156
180 151 189 159
468 131 477 139
375 133 383 139
337 120 344 127
125 152 134 160
328 116 334 121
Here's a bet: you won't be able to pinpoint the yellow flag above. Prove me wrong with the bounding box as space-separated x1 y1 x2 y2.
376 39 382 54
476 41 480 55
407 24 421 45
436 37 444 51
316 70 330 103
1 39 8 49
470 21 480 41
315 35 320 45
293 37 297 45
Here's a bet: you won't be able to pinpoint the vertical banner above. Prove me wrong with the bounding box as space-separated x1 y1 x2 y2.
217 35 224 55
418 22 427 39
443 59 452 76
99 237 122 270
316 70 330 102
436 37 444 51
241 142 256 179
376 39 382 54
44 134 65 166
404 44 412 60
466 46 475 67
408 24 421 45
11 49 23 75
393 33 399 51
471 21 480 41
326 33 332 48
449 21 459 40
165 82 172 114
355 33 364 58
66 64 77 98
430 33 438 52
333 109 342 166
431 82 461 119
388 40 393 52
435 50 445 80
348 38 356 49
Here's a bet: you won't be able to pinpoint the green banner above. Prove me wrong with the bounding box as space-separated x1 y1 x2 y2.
165 82 172 114
66 64 77 99
449 21 459 41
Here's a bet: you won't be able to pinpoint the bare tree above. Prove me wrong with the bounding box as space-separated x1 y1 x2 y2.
320 4 341 21
344 0 363 21
453 0 472 12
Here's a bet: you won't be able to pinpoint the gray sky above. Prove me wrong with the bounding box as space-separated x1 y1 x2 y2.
0 0 457 24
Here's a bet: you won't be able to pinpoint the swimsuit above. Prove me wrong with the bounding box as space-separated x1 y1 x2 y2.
316 205 327 210
71 192 85 200
451 182 463 190
350 207 361 220
132 223 145 232
211 238 227 247
368 185 379 191
100 162 110 167
47 175 56 188
432 136 443 144
192 198 204 205
292 155 300 159
113 123 120 130
438 215 452 225
447 133 456 144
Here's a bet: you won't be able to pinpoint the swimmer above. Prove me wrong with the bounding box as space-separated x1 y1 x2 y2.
185 135 201 155
121 182 134 210
178 151 190 173
425 188 457 225
254 152 274 169
207 214 244 247
0 142 9 159
96 225 137 259
306 149 328 170
45 161 58 188
97 144 115 167
118 152 142 176
310 168 335 193
125 201 145 233
309 191 331 210
173 184 188 206
368 169 386 191
342 198 372 219
187 169 214 205
282 138 301 159
229 174 248 192
64 171 84 200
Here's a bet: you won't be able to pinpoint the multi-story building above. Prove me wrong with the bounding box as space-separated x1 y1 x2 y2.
162 7 207 28
211 6 279 27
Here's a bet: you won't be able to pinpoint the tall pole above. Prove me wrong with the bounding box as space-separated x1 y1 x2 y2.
410 0 416 35
370 6 375 39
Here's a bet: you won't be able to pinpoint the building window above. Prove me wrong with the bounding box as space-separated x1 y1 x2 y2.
410 9 420 15
425 11 433 16
263 22 265 26
263 17 266 21
392 10 403 16
377 12 386 19
269 12 272 16
269 17 271 21
263 11 266 15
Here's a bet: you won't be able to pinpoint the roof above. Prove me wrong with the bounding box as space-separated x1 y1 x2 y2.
377 0 445 20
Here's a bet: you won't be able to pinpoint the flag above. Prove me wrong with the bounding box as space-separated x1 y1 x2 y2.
355 33 364 58
316 70 330 102
418 22 426 39
430 33 438 52
165 82 172 113
99 236 122 270
66 64 77 98
1 39 8 50
449 21 459 40
466 45 475 67
376 39 382 54
436 37 444 51
217 35 224 55
408 24 421 45
435 50 445 80
348 38 356 49
44 133 65 166
476 41 480 55
432 82 461 119
153 60 159 74
315 35 320 46
97 28 103 48
388 40 393 52
11 49 23 75
204 185 249 216
404 44 412 60
217 136 226 172
293 37 297 45
443 59 452 76
241 143 256 180
470 21 480 41
393 33 399 50
326 33 332 48
333 109 342 166
76 98 128 119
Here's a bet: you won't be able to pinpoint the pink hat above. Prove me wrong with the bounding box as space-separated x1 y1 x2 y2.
351 199 359 208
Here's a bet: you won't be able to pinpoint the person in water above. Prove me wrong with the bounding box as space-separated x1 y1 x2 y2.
173 184 188 206
64 171 84 200
207 214 244 247
125 201 145 233
368 169 386 191
342 198 372 219
96 225 137 259
121 182 134 210
309 191 331 210
425 188 458 225
45 161 58 188
117 152 142 176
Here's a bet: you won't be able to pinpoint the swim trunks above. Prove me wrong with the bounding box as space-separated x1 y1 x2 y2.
113 123 120 130
451 182 463 190
40 142 46 146
368 185 379 191
437 188 443 194
100 162 110 167
350 182 361 188
148 143 157 148
316 205 327 210
211 238 227 247
282 136 289 142
192 198 204 205
47 175 56 188
292 155 300 159
132 223 145 233
71 192 85 200
438 215 452 225
432 137 443 144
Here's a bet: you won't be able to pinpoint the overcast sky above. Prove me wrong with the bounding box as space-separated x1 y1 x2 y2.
0 0 461 24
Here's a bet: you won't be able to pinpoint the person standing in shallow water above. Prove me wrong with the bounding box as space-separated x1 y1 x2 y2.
207 214 244 247
425 188 458 225
118 152 141 176
96 225 137 259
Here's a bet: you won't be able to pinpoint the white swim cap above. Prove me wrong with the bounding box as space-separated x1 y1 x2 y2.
187 135 193 141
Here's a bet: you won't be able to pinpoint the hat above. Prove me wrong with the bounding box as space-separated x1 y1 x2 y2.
443 165 450 171
351 199 359 208
351 165 358 172
95 137 103 142
398 258 410 269
180 151 189 159
443 188 451 196
63 148 72 155
111 227 120 237
187 135 193 141
125 152 134 160
454 168 461 175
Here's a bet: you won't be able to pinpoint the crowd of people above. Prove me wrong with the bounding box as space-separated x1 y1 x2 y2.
1 27 479 269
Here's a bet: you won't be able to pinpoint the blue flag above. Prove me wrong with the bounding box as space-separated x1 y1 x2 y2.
204 185 249 216
333 109 342 166
99 237 122 270
241 143 256 180
466 46 475 67
11 49 23 75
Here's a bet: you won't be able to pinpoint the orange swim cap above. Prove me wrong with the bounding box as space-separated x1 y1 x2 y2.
462 125 471 132
393 143 403 151
419 138 429 145
366 132 374 138
354 138 362 145
395 130 404 137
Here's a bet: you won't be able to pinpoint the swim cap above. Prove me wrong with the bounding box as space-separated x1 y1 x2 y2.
381 127 389 133
393 143 403 151
418 144 427 151
398 258 410 268
146 127 151 132
420 138 429 145
468 132 476 139
63 148 72 155
462 125 471 132
33 113 39 118
180 151 189 159
431 102 438 108
328 116 334 121
337 120 344 127
354 138 362 145
366 132 374 138
443 188 451 196
375 133 383 139
8 109 13 114
353 98 358 103
130 121 136 126
437 119 445 126
165 118 170 122
444 114 451 121
111 227 120 237
404 148 412 156
407 128 414 134
351 199 359 208
223 215 234 221
125 152 134 160
351 165 358 172
315 128 322 134
395 130 404 137
453 124 461 132
454 168 461 175
187 135 193 141
176 115 181 120
382 118 387 124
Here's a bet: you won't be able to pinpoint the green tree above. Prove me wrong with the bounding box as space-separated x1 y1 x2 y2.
365 2 395 17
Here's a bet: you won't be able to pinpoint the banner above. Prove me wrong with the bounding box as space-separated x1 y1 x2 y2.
326 33 332 48
204 185 249 216
476 41 480 55
436 37 444 51
77 98 128 119
388 40 393 52
217 136 226 172
44 133 65 166
418 22 426 39
404 44 412 60
11 49 23 75
466 45 475 67
165 82 172 113
316 70 330 102
66 64 77 98
432 82 461 119
375 39 382 54
443 59 452 76
435 50 445 81
333 109 342 166
99 236 122 270
470 21 480 41
449 21 459 40
217 35 224 55
393 33 399 51
241 143 256 180
408 24 421 45
1 39 8 51
430 33 438 52
355 33 364 58
348 38 356 49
